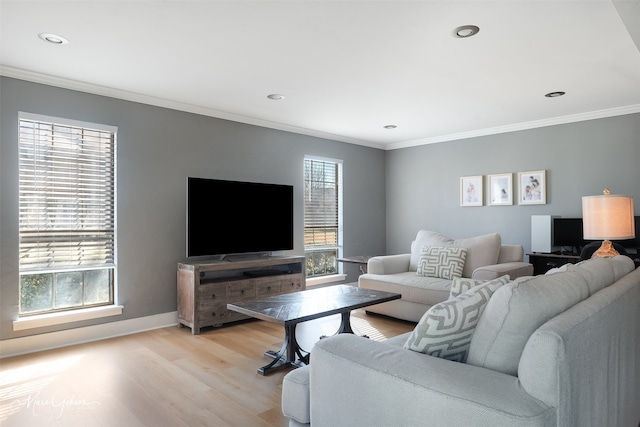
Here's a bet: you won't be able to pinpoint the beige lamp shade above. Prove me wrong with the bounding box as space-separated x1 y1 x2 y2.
582 193 635 240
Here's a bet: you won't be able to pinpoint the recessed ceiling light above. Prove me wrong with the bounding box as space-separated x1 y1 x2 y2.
383 125 397 130
267 94 285 100
453 25 480 38
38 33 69 44
545 91 566 98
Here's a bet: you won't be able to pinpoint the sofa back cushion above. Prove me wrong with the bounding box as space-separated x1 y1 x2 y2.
466 271 591 376
518 267 640 425
572 255 635 295
409 231 501 278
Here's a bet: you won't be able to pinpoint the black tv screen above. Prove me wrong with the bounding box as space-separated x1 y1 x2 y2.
614 216 640 249
187 177 294 257
553 218 586 249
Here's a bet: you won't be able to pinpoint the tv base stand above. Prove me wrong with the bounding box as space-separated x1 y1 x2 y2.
177 255 305 334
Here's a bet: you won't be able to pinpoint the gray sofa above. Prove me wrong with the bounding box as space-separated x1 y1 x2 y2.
359 230 534 322
282 255 640 427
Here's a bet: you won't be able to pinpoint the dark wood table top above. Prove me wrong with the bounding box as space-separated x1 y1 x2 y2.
337 255 374 264
227 284 401 326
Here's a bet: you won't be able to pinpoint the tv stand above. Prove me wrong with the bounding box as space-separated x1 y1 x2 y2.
528 253 579 275
177 255 305 334
529 252 640 275
222 252 271 262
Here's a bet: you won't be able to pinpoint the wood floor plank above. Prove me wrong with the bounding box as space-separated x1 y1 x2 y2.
0 308 414 426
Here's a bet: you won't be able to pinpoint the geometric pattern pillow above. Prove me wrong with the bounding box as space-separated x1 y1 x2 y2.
416 246 467 280
449 277 486 299
403 275 510 362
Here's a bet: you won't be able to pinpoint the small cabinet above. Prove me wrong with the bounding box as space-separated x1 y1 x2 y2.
527 253 579 275
177 256 306 334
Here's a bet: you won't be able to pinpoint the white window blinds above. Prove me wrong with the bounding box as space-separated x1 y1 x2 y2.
18 114 116 272
304 158 339 248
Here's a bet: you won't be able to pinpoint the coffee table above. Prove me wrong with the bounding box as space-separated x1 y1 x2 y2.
226 284 401 375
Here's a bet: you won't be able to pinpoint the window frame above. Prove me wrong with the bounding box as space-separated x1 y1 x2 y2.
303 155 343 279
17 112 118 317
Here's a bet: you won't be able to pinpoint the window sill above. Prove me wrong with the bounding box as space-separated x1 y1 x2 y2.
306 274 347 287
13 305 124 331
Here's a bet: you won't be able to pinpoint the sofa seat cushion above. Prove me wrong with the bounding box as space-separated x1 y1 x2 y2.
467 270 591 376
404 275 510 362
359 272 451 307
385 331 412 347
409 230 501 278
309 334 556 427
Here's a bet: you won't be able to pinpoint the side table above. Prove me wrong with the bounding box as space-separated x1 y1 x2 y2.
527 253 579 275
337 255 373 274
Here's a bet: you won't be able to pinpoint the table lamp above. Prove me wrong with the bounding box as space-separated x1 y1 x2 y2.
582 189 635 258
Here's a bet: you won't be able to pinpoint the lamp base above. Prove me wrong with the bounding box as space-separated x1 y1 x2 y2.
591 240 620 258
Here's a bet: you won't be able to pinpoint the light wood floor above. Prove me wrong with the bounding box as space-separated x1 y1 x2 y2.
0 309 414 427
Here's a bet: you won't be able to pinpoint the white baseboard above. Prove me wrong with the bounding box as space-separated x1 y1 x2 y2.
0 311 178 359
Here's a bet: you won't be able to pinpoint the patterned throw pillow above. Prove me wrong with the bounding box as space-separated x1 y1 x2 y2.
449 277 486 299
403 275 510 362
416 246 467 280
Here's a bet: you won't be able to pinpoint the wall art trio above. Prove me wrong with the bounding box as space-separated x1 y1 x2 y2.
460 170 546 207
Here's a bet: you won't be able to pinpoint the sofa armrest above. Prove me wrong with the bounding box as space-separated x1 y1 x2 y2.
366 253 411 275
282 366 311 425
308 334 553 426
472 262 534 281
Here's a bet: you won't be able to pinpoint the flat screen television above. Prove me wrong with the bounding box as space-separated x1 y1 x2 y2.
187 177 294 257
613 215 640 250
553 218 586 252
553 216 639 253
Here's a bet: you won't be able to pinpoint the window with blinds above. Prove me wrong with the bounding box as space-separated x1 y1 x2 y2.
304 157 342 277
18 113 116 315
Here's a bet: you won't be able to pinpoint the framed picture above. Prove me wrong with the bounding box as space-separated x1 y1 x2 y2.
518 170 546 205
460 175 483 206
488 173 513 206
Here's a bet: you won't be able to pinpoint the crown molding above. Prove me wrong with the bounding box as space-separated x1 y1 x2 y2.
386 104 640 150
3 66 638 152
0 66 384 150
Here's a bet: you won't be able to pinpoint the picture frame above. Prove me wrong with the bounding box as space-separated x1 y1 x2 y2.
460 175 483 207
518 170 546 205
488 173 513 206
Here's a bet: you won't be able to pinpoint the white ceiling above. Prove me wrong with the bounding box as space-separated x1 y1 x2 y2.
1 1 640 150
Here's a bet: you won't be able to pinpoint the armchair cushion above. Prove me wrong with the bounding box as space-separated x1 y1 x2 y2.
416 246 467 279
410 231 501 278
404 275 509 362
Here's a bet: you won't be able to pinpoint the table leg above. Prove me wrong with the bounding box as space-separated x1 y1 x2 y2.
258 323 309 376
321 310 369 339
336 311 354 334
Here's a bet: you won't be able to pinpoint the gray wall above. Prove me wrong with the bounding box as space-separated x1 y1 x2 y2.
0 77 386 340
384 114 640 255
2 76 638 342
